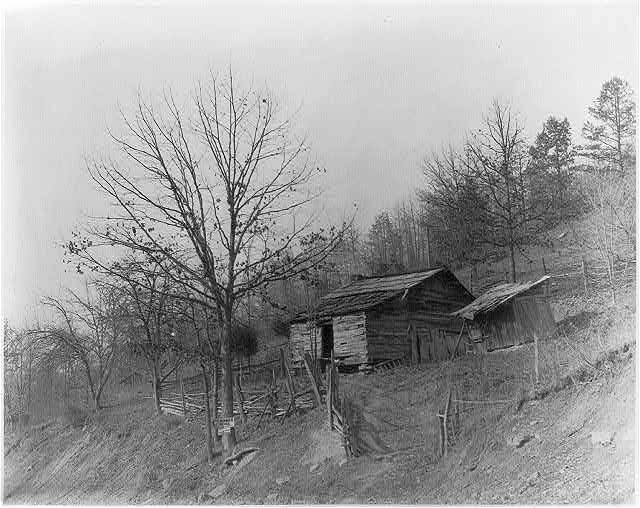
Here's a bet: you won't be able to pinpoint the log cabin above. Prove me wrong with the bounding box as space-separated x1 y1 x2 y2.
451 275 556 352
289 268 474 369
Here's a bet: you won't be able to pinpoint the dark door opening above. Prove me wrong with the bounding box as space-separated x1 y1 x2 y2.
320 324 334 372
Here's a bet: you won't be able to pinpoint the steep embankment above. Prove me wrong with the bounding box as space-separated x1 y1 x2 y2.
3 300 636 504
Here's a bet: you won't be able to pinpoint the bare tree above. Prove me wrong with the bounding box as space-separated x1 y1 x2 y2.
463 100 550 282
365 211 404 274
578 169 635 302
420 145 487 267
576 78 636 302
42 283 125 410
4 322 37 422
106 257 186 416
70 72 347 448
183 298 223 460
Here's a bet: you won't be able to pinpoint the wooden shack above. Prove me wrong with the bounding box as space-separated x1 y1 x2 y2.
289 268 474 368
451 276 555 352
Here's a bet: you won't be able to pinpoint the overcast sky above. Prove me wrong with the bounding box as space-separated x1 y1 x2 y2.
2 1 638 325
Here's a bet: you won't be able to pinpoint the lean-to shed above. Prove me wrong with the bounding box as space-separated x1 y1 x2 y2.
289 268 474 368
451 275 555 352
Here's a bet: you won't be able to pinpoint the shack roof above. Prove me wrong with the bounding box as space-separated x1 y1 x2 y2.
451 275 551 321
291 267 463 323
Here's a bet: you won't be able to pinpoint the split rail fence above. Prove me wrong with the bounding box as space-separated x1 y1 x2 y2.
157 349 322 434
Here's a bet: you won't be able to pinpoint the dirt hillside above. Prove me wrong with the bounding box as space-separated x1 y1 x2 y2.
3 296 636 504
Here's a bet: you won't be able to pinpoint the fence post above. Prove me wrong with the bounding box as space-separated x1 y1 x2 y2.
235 374 247 424
450 322 466 362
533 333 539 385
581 257 588 296
607 257 616 304
332 350 339 397
341 396 350 457
327 354 333 430
438 412 445 457
303 352 322 406
443 388 452 457
271 369 278 418
280 348 297 415
180 371 187 417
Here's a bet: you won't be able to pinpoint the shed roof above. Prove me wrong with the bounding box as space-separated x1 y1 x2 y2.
291 268 447 323
451 275 551 320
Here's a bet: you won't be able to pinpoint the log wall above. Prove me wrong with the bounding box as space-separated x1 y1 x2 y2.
332 313 367 366
365 299 411 362
365 271 473 364
289 322 322 365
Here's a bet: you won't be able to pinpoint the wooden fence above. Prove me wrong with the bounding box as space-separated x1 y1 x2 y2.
437 388 461 458
468 258 635 298
326 351 390 457
157 349 320 432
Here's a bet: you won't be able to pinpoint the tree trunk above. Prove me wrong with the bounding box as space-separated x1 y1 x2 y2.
221 305 236 450
426 225 431 267
211 358 220 446
152 378 162 416
151 361 162 416
26 355 32 413
84 361 99 410
201 364 215 462
509 242 517 283
131 352 135 391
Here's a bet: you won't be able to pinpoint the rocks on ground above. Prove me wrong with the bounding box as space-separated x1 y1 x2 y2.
591 431 615 446
275 475 290 485
196 492 214 503
265 492 278 503
509 434 535 448
208 483 226 499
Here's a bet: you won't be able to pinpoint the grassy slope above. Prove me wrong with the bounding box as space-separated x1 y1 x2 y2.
452 209 635 296
3 289 635 504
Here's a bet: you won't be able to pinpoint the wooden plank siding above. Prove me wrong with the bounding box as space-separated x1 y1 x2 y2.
473 295 555 352
365 299 411 362
333 313 367 366
365 271 474 364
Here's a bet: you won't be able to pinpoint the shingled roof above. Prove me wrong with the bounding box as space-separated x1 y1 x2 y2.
451 275 550 321
291 268 447 323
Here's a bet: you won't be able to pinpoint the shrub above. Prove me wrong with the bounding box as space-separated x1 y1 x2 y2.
61 404 89 428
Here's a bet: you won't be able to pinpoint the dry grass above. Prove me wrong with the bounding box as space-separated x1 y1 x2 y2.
59 404 91 429
3 278 635 505
340 287 634 460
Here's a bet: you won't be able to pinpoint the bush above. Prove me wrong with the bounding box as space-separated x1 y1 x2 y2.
61 404 90 428
231 323 259 360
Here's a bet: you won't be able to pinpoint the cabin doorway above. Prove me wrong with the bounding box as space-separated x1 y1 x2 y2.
320 324 334 371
